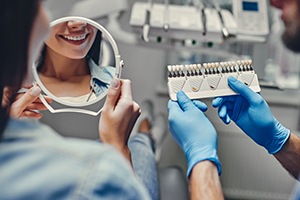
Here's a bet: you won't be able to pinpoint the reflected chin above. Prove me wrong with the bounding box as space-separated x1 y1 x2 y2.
62 49 88 59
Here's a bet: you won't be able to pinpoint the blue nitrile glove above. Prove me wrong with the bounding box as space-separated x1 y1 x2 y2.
168 91 221 178
212 76 290 154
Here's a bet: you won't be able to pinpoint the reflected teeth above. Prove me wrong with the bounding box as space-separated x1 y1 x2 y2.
63 34 86 41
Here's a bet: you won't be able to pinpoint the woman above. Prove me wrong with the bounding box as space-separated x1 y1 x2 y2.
0 1 157 199
37 20 115 102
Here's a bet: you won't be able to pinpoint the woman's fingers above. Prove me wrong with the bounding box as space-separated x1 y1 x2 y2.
119 79 133 102
10 86 41 118
19 110 43 119
15 93 53 104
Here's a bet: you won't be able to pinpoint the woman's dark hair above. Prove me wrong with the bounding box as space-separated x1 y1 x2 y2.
87 30 102 65
0 0 40 136
37 29 102 71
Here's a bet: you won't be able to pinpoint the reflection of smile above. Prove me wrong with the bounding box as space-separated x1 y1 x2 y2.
59 33 90 46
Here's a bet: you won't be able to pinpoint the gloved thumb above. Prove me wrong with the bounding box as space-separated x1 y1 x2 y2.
104 78 121 109
228 76 259 105
177 90 195 112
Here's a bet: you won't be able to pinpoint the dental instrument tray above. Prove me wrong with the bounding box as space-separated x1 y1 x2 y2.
167 60 261 100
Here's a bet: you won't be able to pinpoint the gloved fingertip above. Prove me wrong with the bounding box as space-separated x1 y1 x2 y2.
225 114 231 124
228 76 238 83
212 97 222 107
176 90 186 98
202 104 208 112
219 105 227 118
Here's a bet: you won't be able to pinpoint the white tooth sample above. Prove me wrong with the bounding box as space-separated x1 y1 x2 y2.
237 60 241 66
215 62 219 67
189 64 195 73
167 65 172 72
224 62 228 67
241 60 245 65
249 60 252 65
231 61 236 66
203 63 208 69
211 63 215 68
207 63 212 69
197 64 202 70
185 65 190 72
180 65 184 72
193 64 197 71
172 65 176 72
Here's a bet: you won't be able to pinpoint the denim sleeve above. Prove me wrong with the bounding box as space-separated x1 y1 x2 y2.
0 120 152 200
70 146 152 200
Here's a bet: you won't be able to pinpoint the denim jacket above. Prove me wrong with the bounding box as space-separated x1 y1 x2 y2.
0 119 151 200
89 59 115 97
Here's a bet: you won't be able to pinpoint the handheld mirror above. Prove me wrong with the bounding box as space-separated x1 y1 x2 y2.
32 16 123 116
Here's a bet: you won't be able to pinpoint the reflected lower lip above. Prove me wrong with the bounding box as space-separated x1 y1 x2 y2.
59 33 90 45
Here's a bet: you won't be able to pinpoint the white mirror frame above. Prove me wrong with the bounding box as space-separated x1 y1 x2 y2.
33 16 124 116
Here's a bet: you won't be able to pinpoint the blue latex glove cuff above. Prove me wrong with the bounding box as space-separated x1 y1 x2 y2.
266 120 290 154
186 146 222 178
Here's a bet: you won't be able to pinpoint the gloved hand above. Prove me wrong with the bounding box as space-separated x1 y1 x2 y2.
212 76 290 154
168 91 221 178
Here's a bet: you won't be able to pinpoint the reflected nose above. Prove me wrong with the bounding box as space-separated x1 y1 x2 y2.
67 20 87 30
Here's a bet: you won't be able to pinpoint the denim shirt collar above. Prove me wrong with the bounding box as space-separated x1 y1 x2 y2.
88 59 115 97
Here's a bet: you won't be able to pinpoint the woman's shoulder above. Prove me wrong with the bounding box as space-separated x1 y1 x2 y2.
0 120 149 199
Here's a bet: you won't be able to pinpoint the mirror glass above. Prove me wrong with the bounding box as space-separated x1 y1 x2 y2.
33 17 120 109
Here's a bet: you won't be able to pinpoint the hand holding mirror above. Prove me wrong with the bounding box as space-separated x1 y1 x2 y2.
32 16 124 116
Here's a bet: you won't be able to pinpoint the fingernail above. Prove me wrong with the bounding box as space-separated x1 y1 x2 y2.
30 86 41 96
110 78 119 88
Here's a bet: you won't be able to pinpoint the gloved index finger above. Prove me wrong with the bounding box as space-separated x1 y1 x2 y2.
176 90 195 112
227 76 260 105
193 100 208 112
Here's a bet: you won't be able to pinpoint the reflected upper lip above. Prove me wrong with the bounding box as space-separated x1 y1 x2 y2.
59 33 90 41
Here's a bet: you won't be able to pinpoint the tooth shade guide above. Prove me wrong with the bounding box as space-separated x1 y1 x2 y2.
167 60 260 101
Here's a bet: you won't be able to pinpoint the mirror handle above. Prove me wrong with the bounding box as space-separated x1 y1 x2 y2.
33 82 102 116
